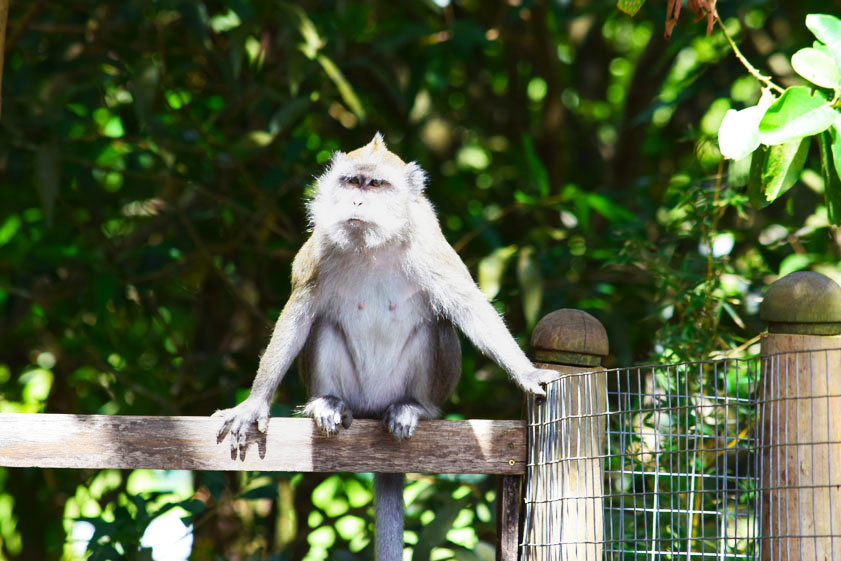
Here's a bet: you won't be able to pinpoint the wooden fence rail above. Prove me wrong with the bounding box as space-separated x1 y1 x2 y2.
0 413 526 474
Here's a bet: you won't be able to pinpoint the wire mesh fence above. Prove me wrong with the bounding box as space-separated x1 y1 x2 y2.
520 349 841 561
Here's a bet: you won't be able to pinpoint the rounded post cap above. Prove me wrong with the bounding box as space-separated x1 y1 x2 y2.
760 271 841 334
531 309 608 365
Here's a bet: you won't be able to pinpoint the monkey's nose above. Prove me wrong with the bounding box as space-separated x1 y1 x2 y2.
353 201 363 206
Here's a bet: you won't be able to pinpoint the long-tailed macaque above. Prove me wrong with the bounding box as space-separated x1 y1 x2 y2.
215 133 556 560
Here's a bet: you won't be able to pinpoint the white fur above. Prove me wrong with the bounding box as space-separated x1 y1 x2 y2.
307 150 424 250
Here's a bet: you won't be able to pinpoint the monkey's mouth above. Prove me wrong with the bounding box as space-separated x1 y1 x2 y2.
346 218 367 226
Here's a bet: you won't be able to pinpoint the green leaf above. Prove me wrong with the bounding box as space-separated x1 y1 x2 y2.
728 153 752 187
285 3 324 58
830 112 841 180
521 134 549 197
818 129 841 223
413 497 471 561
779 253 813 276
317 54 366 120
516 247 543 329
759 86 835 145
806 14 841 80
478 245 517 299
0 215 21 247
718 105 766 160
616 0 645 16
241 483 278 500
762 137 810 203
747 145 768 208
791 47 841 89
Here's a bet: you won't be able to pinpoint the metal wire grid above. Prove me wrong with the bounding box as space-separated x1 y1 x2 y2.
520 357 763 561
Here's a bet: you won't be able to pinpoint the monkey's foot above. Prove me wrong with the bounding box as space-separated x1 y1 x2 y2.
213 398 271 458
383 401 425 441
303 396 353 436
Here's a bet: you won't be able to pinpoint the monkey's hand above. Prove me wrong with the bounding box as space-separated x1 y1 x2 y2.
213 398 271 456
512 368 559 396
303 396 353 436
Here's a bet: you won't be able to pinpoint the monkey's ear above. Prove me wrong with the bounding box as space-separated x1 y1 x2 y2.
406 162 427 194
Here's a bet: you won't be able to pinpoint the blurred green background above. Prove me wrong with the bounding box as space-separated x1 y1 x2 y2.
0 0 839 559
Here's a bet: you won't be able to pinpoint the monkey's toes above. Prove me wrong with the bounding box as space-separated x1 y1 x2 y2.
383 403 419 440
307 396 352 436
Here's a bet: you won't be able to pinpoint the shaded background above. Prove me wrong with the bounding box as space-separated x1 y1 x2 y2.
0 0 839 559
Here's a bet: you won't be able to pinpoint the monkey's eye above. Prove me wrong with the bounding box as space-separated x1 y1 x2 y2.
348 176 360 185
370 179 381 187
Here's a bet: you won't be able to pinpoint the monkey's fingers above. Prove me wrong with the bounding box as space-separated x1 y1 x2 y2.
215 413 234 443
235 423 249 458
256 414 269 433
517 377 547 397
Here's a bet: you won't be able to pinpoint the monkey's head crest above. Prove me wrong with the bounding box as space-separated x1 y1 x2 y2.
346 133 406 166
309 133 429 250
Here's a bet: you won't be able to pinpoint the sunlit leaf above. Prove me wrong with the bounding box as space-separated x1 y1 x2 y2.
718 104 766 160
805 14 841 79
762 137 810 203
717 110 749 161
758 86 835 145
0 214 21 247
616 0 645 16
791 47 841 89
317 55 366 121
478 245 517 299
233 130 277 153
285 3 324 58
779 253 814 276
413 497 471 561
517 247 543 329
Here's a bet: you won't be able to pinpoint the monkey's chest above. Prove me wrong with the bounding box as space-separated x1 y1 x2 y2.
325 265 430 374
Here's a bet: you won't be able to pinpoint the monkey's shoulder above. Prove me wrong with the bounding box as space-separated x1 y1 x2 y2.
290 235 319 290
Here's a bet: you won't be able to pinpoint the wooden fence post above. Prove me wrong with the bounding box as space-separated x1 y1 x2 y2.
521 309 609 561
759 271 841 561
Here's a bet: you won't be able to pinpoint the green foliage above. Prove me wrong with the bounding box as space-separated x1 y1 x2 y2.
717 13 841 211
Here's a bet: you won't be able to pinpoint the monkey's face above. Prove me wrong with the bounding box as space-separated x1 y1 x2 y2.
308 134 427 250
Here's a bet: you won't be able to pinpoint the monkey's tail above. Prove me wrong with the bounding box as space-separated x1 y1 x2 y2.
374 472 404 561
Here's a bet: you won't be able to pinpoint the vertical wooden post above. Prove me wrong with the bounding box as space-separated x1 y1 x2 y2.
497 474 522 561
521 309 609 561
759 271 841 561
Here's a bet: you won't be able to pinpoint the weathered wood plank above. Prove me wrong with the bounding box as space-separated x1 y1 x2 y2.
496 474 523 561
0 414 526 474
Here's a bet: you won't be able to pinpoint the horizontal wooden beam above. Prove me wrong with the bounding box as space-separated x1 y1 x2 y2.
0 414 526 475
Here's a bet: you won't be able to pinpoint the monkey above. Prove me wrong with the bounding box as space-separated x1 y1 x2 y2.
214 133 558 560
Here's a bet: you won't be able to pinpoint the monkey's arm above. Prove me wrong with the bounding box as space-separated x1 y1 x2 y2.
214 289 315 454
413 226 557 395
215 238 318 454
